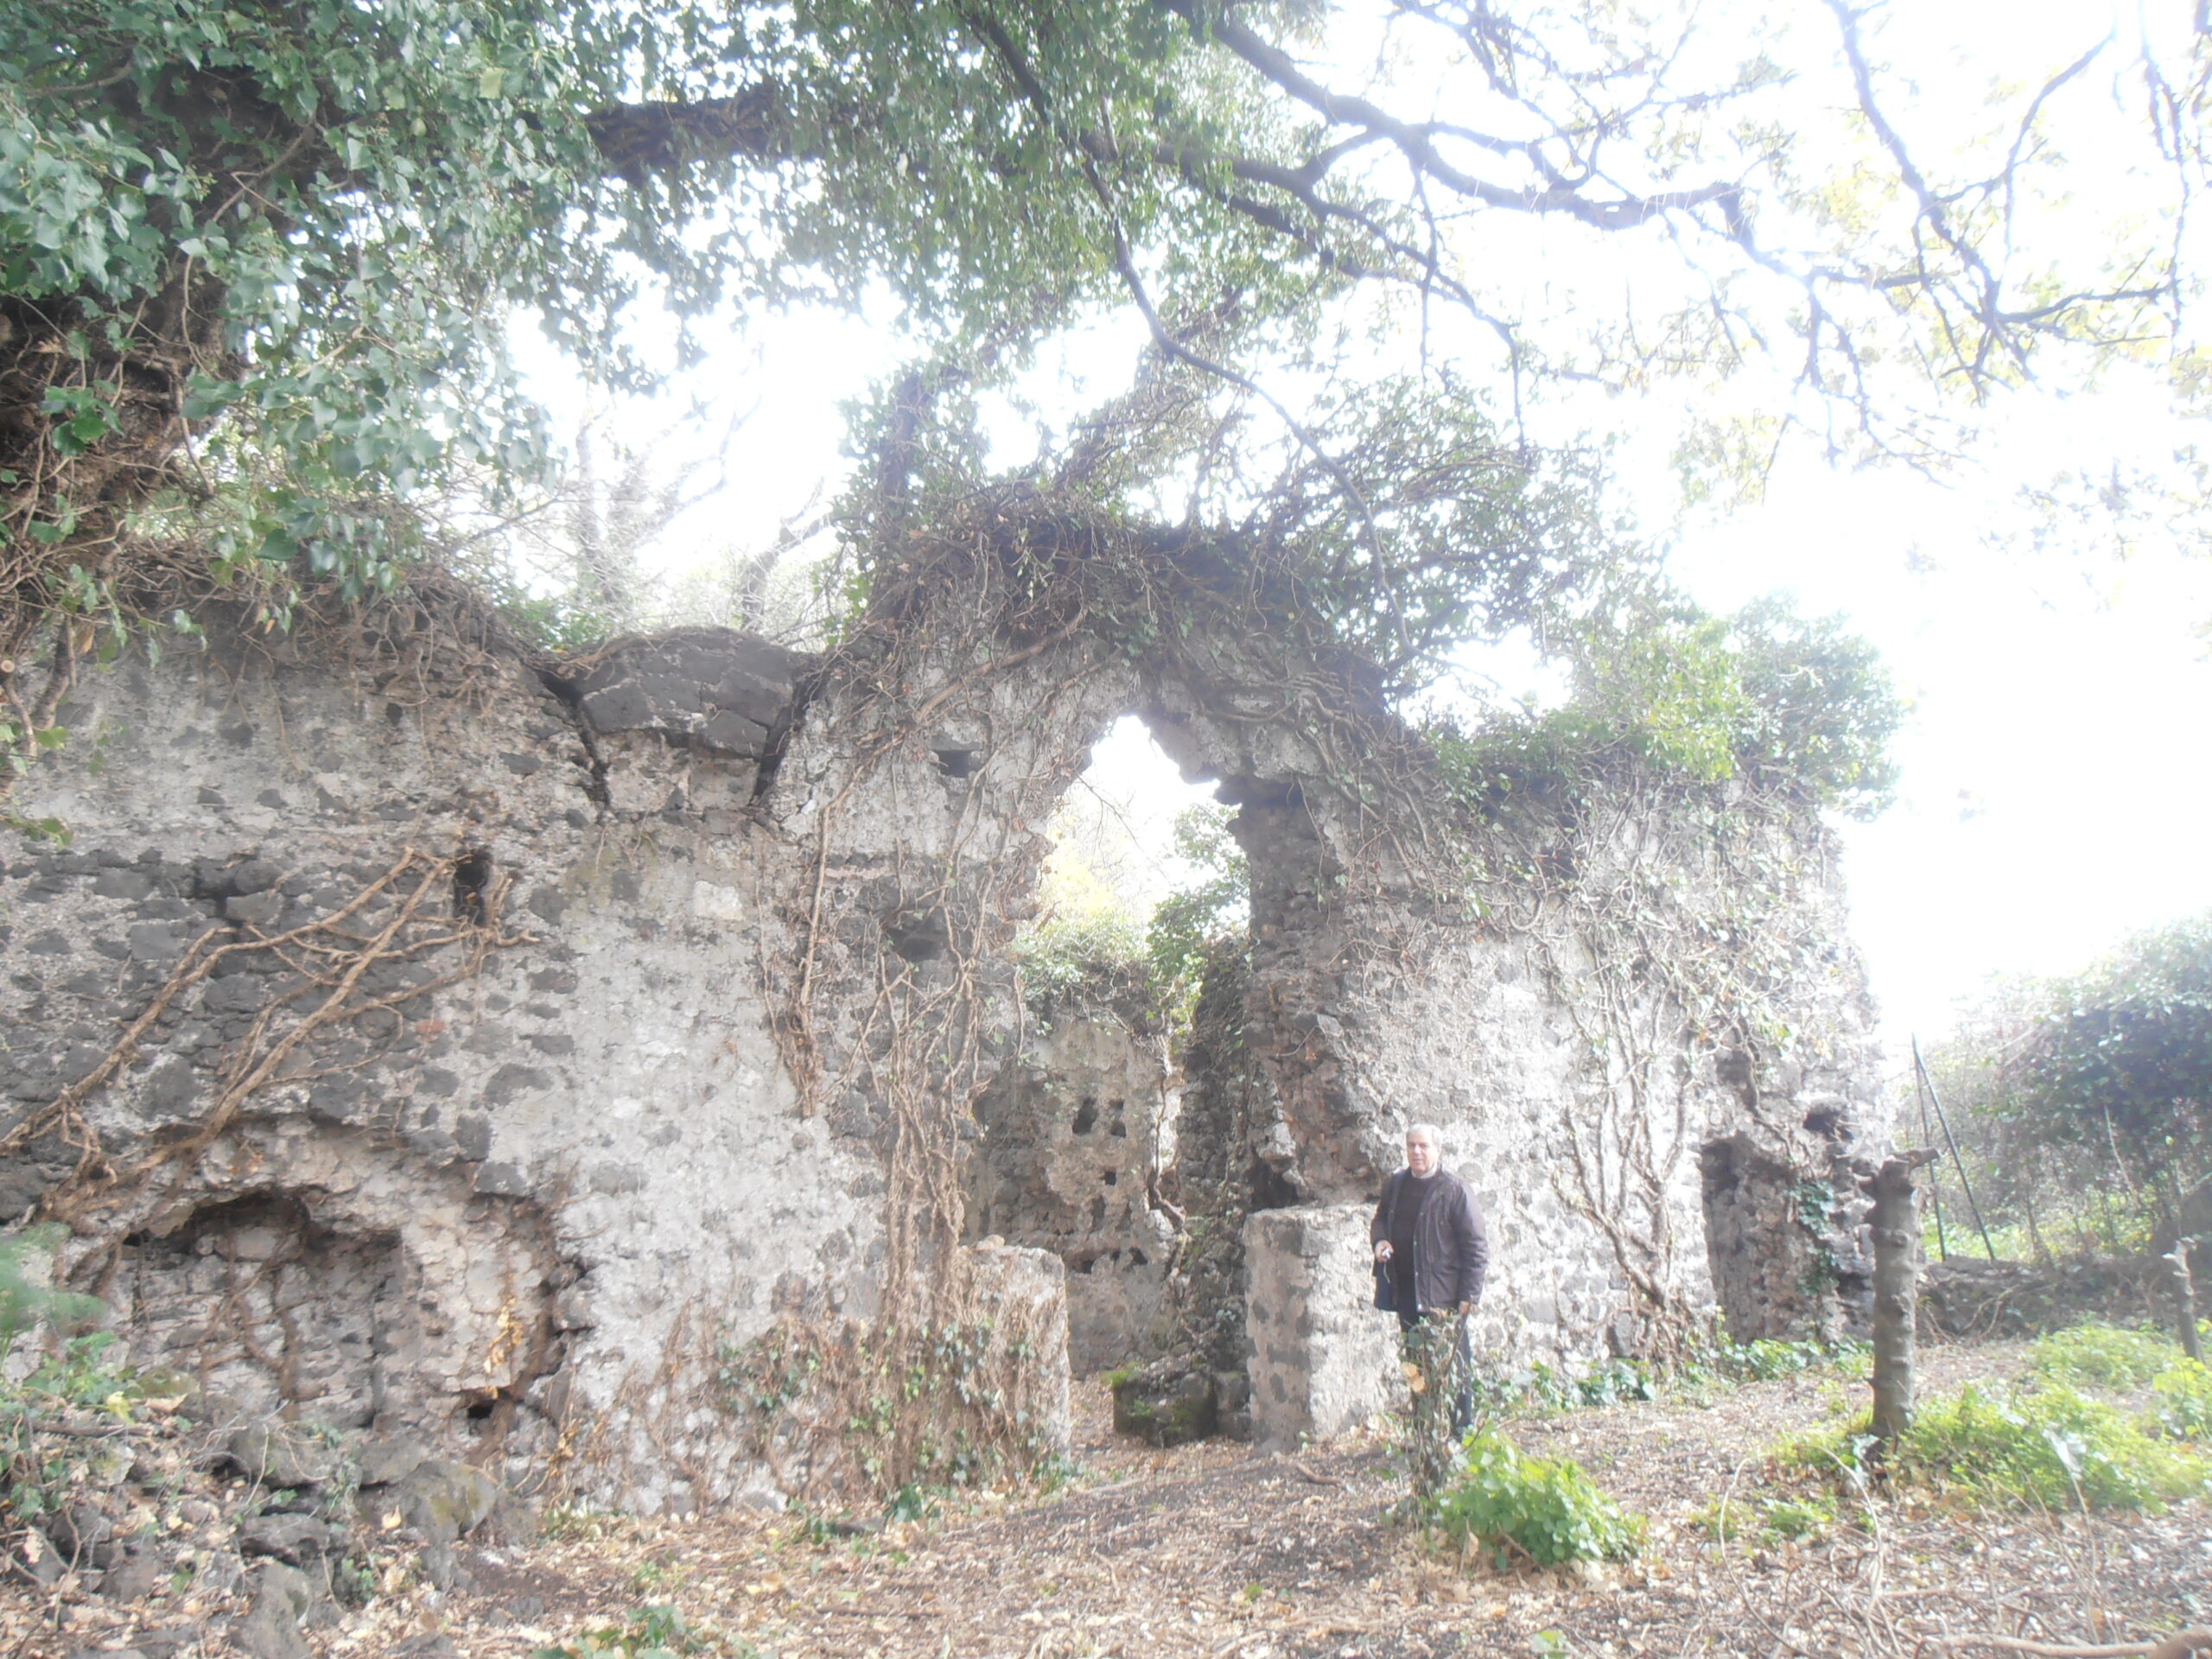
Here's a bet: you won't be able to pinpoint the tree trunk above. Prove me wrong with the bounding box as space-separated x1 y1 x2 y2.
2165 1240 2205 1366
1863 1151 1937 1448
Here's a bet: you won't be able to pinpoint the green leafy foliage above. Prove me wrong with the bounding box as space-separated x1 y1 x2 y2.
1432 595 1902 825
1778 1382 2211 1512
1472 1357 1655 1418
1430 1430 1646 1567
1999 917 2212 1224
1144 804 1248 1011
2029 1324 2183 1391
0 1224 106 1351
1010 908 1149 1010
0 0 1337 602
2149 1359 2212 1441
1474 1338 1862 1421
1912 917 2212 1262
1694 1491 1834 1545
1714 1337 1872 1384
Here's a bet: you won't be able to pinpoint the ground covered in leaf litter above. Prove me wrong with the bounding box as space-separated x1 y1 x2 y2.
26 1339 2212 1659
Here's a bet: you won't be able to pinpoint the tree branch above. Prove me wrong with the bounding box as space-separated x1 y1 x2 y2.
584 86 799 181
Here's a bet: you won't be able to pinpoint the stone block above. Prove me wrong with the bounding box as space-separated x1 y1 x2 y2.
1109 1357 1216 1446
964 1239 1072 1464
232 1560 311 1659
565 627 808 757
1243 1203 1400 1450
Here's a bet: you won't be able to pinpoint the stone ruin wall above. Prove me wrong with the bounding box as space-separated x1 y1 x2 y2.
1152 784 1886 1446
960 977 1180 1374
0 556 1889 1497
1 611 1102 1514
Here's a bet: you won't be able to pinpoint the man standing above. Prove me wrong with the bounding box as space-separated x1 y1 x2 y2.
1371 1122 1488 1454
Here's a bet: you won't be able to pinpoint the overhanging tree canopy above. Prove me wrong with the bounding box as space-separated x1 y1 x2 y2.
3 1 2203 661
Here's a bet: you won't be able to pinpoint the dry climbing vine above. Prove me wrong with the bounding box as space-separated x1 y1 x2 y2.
1 846 531 1230
1469 769 1854 1361
735 491 1475 1499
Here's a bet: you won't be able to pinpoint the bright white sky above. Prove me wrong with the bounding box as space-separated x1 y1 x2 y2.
513 2 2212 1067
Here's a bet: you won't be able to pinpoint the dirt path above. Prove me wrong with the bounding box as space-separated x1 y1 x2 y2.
353 1338 2210 1659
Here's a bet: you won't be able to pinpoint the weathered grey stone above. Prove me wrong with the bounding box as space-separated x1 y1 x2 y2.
1919 1255 2169 1337
1109 1358 1216 1446
238 1511 342 1562
3 563 1878 1513
1243 1205 1401 1450
965 980 1178 1373
11 1531 63 1586
474 1161 531 1196
225 1421 340 1489
391 1458 500 1541
226 890 283 927
565 627 808 757
352 1434 430 1489
232 1560 312 1659
97 1541 164 1602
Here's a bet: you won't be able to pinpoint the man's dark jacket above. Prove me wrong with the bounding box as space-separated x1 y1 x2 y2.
1370 1168 1489 1313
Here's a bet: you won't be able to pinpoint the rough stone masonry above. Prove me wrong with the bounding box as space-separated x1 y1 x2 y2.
0 528 1886 1501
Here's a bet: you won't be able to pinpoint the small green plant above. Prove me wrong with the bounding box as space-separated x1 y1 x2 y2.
628 1554 686 1594
2149 1359 2212 1441
1721 1338 1867 1383
1694 1491 1834 1545
885 1483 942 1525
791 1507 843 1548
1430 1430 1646 1567
1471 1357 1654 1418
539 1505 612 1541
0 1225 106 1351
1758 1494 1832 1541
1778 1382 2209 1512
2029 1324 2180 1391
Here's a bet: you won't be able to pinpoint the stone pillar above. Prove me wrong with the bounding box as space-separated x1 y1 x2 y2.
1243 1204 1402 1449
964 1240 1074 1464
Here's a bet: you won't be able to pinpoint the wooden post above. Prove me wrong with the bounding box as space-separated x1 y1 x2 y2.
1863 1151 1939 1448
2165 1238 2205 1366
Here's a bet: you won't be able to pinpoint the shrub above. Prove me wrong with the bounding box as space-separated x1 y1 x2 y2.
1778 1382 2209 1512
2150 1360 2212 1441
2030 1324 2180 1391
1430 1430 1646 1567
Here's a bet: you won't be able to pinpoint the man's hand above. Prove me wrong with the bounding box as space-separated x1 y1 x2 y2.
1455 1300 1471 1314
1373 1240 1393 1264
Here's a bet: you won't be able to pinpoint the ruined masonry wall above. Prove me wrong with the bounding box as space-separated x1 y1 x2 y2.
1187 779 1885 1446
963 987 1179 1374
0 584 1889 1491
0 624 1082 1513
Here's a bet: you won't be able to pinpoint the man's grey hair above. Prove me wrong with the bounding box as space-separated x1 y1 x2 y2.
1405 1122 1446 1152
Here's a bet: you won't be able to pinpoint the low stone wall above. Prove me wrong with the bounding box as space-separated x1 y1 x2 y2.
1919 1256 2172 1339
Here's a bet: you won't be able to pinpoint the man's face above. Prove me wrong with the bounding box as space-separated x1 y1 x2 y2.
1405 1129 1439 1177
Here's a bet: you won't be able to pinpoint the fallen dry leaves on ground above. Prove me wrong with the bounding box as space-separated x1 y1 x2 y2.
12 1338 2208 1658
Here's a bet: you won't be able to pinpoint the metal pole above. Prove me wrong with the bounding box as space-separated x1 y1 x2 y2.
1911 1042 1950 1262
1912 1037 1999 1263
